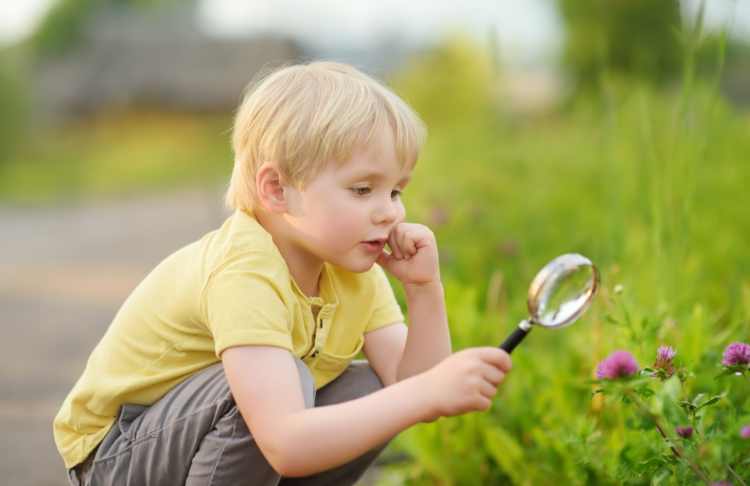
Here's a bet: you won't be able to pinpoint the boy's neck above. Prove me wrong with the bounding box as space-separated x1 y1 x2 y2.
254 209 322 298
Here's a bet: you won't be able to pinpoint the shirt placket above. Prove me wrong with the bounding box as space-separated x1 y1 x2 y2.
306 302 334 360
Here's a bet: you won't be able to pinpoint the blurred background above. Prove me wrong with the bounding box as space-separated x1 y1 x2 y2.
1 0 750 485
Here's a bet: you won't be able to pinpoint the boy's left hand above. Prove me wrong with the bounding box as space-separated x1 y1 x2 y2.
376 223 440 287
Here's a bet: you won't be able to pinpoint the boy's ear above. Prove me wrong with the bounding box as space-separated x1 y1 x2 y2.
256 161 291 214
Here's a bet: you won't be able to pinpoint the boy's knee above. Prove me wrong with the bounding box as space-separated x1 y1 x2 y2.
346 360 384 396
314 360 383 407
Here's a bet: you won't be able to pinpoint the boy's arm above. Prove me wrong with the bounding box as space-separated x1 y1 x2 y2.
222 344 510 478
368 223 452 384
398 279 451 380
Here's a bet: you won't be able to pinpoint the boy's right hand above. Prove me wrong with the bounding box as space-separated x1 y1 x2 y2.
416 347 512 422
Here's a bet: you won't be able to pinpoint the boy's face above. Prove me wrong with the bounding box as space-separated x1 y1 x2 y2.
284 127 411 274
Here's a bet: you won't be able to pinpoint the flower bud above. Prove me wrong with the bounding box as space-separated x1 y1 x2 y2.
595 351 638 379
722 342 750 366
675 426 693 439
652 346 677 381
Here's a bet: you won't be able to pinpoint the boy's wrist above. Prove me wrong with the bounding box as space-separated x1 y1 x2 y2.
401 372 440 423
403 279 444 298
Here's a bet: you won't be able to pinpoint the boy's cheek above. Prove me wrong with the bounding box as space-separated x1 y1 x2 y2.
396 202 406 225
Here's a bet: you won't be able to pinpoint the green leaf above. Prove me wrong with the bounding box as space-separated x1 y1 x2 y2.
589 389 605 401
638 387 655 398
622 395 632 404
705 422 720 441
691 393 705 407
633 456 664 475
714 365 748 380
625 417 650 431
652 464 673 485
697 396 722 409
663 454 681 466
676 401 698 413
640 368 668 381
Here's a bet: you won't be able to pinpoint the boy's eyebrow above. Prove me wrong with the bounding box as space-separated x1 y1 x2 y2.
347 169 412 184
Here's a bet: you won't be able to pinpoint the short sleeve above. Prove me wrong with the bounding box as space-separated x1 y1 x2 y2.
364 265 405 333
201 252 294 357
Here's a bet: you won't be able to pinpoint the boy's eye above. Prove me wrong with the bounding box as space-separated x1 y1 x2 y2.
390 190 401 199
353 187 371 196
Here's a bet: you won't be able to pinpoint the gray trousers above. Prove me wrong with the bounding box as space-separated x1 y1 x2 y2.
68 358 389 486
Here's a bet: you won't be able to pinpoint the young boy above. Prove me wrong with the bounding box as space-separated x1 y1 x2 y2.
54 61 512 486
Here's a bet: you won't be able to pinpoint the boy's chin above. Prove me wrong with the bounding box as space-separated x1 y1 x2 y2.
331 257 377 274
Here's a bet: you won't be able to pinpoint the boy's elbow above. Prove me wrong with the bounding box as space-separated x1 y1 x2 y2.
265 448 309 478
270 457 304 478
255 428 308 477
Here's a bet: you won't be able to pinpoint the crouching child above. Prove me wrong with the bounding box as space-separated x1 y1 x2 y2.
54 61 512 486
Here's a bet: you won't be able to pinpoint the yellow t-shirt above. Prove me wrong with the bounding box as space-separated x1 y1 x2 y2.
53 209 404 469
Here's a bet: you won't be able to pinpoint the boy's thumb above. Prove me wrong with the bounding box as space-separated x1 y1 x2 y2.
375 249 392 270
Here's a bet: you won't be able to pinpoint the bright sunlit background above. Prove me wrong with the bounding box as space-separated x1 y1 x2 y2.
1 1 750 485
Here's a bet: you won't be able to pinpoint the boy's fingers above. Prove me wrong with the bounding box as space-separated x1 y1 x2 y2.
481 365 506 388
398 229 417 259
388 229 402 259
478 381 498 399
375 249 392 268
474 347 513 373
401 228 417 255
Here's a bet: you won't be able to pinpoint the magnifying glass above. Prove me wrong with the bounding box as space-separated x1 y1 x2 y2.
499 253 600 354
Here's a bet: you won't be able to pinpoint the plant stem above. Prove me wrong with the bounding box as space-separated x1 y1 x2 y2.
693 426 740 484
626 391 711 485
681 380 689 402
652 424 711 485
742 371 750 384
726 462 747 486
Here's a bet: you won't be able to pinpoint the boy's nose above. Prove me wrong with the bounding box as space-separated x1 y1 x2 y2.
374 197 398 225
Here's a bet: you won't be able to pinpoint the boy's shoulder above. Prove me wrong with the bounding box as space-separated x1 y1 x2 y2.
204 209 285 268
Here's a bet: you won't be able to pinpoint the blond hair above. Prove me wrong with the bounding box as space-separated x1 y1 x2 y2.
225 61 427 212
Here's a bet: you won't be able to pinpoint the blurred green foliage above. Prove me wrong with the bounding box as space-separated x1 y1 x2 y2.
30 0 96 55
31 0 176 55
376 39 750 486
559 0 682 89
0 50 28 167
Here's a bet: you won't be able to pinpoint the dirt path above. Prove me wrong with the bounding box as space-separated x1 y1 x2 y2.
0 186 230 485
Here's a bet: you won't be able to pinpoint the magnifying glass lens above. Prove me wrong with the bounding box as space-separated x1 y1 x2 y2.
537 265 596 326
500 253 600 354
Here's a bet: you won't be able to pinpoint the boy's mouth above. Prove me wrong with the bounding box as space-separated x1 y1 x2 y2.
360 239 386 253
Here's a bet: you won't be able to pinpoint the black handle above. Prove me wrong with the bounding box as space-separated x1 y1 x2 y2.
499 325 531 354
